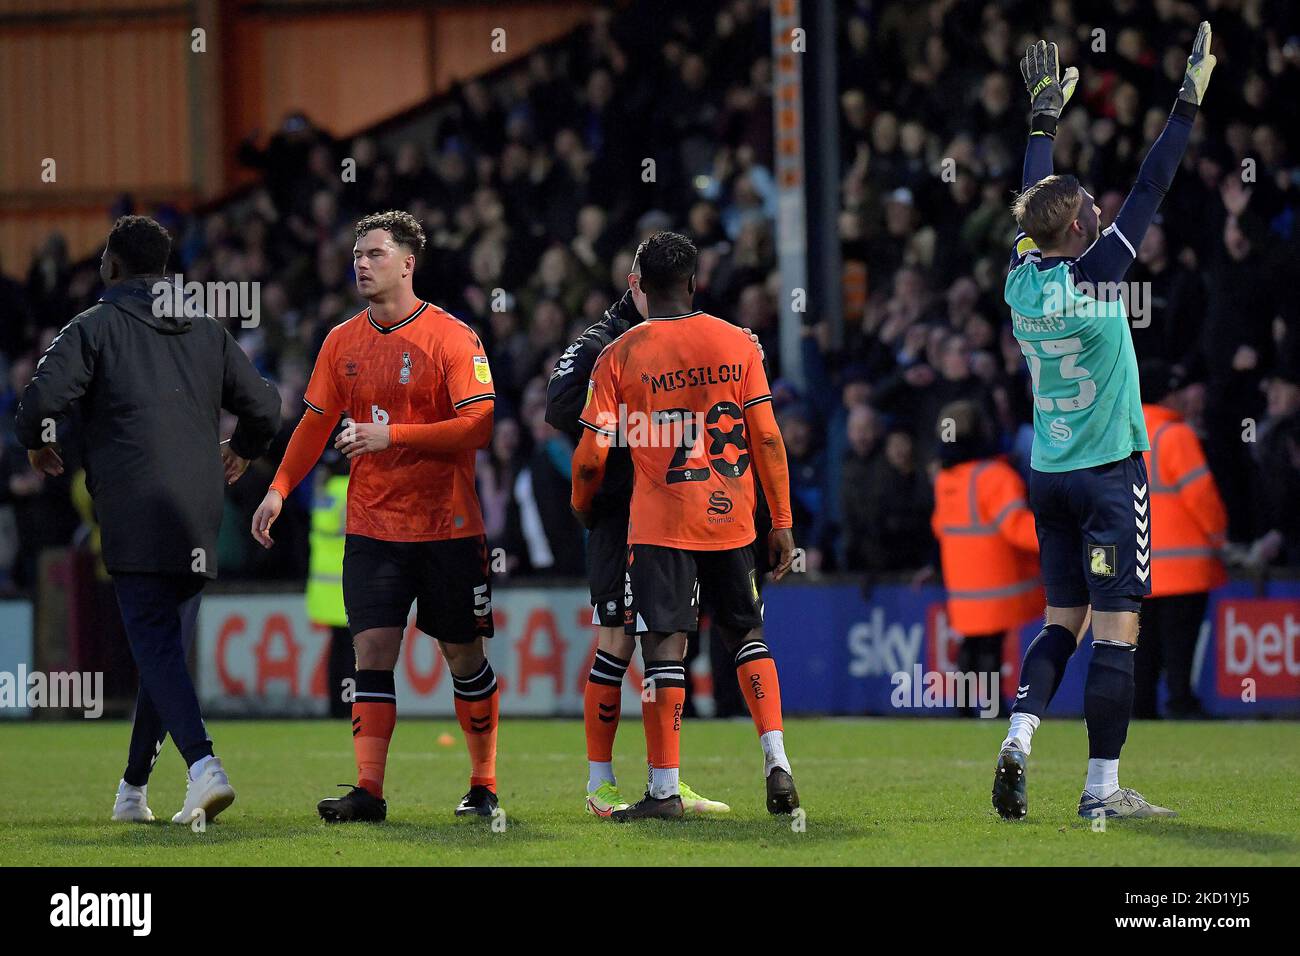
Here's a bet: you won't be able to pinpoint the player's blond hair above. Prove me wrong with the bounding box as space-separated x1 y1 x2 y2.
1011 174 1082 250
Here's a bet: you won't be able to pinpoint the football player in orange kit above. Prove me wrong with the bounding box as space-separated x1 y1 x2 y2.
571 231 800 820
251 211 500 822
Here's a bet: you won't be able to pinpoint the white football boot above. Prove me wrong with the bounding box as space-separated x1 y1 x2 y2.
111 780 155 822
170 756 236 825
1078 787 1176 819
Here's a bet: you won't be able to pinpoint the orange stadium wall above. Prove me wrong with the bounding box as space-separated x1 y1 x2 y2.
0 0 594 276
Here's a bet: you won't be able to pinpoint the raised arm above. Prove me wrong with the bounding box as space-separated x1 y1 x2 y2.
1011 40 1079 265
1077 22 1216 285
546 290 637 440
569 346 619 527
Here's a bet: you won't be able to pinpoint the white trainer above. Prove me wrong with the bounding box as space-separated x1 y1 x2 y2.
170 756 236 825
111 780 155 823
1078 787 1177 819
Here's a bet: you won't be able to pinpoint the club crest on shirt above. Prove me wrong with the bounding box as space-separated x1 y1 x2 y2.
399 352 412 385
473 355 492 384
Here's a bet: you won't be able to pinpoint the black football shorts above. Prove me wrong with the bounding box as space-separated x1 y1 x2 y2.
624 542 763 636
342 533 493 643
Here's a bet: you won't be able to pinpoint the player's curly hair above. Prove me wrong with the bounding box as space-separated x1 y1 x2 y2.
1011 174 1082 250
636 231 698 297
106 215 171 275
354 210 426 257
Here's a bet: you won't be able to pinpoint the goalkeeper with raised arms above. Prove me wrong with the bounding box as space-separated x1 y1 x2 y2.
992 24 1216 821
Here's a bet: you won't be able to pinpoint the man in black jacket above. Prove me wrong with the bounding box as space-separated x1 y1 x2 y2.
15 216 280 826
545 259 759 817
545 284 667 816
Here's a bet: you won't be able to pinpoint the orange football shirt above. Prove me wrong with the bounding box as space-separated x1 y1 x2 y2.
579 311 772 550
303 301 494 541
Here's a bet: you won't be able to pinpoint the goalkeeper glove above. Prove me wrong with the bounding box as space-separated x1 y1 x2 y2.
1178 21 1216 106
1020 39 1079 138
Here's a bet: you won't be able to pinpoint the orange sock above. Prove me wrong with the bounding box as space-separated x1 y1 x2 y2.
640 693 659 775
642 660 685 774
585 649 628 763
453 660 499 791
735 641 784 735
353 670 397 798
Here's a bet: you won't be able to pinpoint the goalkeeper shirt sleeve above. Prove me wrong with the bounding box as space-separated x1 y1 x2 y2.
1077 100 1198 287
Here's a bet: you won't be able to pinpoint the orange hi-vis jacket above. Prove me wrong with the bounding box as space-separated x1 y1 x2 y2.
1141 404 1228 597
931 457 1043 635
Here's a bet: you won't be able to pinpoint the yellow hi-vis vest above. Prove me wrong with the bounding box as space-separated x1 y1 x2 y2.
306 473 348 627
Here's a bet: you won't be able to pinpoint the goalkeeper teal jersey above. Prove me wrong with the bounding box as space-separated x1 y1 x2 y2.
1005 250 1148 473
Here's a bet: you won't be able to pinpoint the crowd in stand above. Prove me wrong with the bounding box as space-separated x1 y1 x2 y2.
2 0 1298 594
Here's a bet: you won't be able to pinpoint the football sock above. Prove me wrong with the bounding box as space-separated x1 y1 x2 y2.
760 730 791 775
735 640 784 734
642 660 685 798
1011 624 1076 718
584 649 628 790
650 767 680 800
352 669 397 799
188 754 215 781
1002 713 1041 754
1085 641 1135 792
453 660 500 792
1086 758 1120 799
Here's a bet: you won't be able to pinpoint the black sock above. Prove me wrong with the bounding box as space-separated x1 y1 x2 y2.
1011 624 1076 717
1085 641 1136 759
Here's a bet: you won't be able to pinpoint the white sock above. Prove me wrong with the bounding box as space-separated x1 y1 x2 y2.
188 755 214 782
1002 713 1041 754
587 761 615 793
117 778 144 796
760 730 791 774
1085 759 1119 799
649 767 679 799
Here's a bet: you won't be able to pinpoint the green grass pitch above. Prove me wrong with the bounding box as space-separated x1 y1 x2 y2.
2 717 1297 866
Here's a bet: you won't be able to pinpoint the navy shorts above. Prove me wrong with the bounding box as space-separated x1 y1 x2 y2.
1028 451 1152 613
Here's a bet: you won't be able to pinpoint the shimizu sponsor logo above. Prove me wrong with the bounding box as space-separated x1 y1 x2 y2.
151 275 261 328
706 489 735 527
890 665 1000 718
0 666 102 717
49 886 151 936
